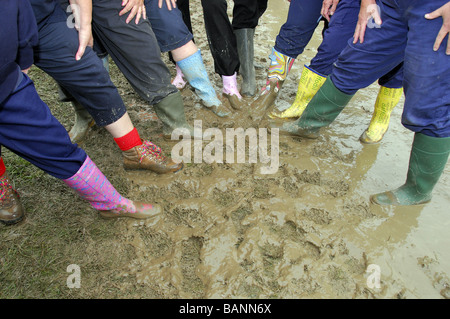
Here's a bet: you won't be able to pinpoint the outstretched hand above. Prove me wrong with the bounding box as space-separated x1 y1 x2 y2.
425 1 450 55
119 0 147 24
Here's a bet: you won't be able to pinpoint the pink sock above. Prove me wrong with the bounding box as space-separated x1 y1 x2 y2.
172 64 187 89
222 72 242 99
63 156 135 212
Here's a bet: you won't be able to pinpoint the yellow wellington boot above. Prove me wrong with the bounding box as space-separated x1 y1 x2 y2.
360 86 403 144
268 65 326 120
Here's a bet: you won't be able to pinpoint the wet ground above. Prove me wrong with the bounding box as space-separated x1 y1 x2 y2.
1 0 448 299
119 0 450 298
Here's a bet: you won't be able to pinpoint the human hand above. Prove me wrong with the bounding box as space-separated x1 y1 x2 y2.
425 1 450 54
22 67 31 74
158 0 177 10
353 0 382 44
76 24 94 61
321 0 340 22
119 0 147 24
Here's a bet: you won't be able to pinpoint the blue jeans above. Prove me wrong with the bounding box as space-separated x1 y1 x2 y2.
330 0 450 137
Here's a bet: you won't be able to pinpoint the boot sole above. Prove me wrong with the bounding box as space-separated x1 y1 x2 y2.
0 214 25 226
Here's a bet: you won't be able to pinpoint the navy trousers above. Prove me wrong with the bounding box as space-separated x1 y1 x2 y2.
330 0 450 137
33 12 127 127
275 0 403 89
145 0 193 53
0 73 86 179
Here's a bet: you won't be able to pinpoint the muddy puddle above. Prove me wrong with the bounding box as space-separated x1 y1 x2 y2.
121 0 449 298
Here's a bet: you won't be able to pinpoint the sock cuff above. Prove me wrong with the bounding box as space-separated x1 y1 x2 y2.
114 128 142 151
0 157 6 177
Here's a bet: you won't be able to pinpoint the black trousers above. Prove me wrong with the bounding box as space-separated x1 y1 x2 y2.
177 0 267 76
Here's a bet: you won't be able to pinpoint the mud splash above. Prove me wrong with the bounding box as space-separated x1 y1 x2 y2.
121 0 449 299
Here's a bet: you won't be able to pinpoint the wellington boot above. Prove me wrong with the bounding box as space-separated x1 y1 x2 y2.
370 133 450 206
251 48 294 121
68 100 95 144
235 28 256 97
360 86 403 144
271 77 354 138
177 50 222 107
63 156 162 219
152 91 201 139
250 80 282 123
222 73 243 113
269 65 326 120
0 173 25 225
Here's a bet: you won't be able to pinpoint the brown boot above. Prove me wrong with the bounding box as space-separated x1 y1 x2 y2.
0 173 25 225
99 202 162 219
122 140 183 173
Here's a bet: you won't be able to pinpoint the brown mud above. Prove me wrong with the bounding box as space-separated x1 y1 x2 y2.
1 0 448 299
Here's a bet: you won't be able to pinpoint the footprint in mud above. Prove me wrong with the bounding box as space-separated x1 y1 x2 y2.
166 180 200 199
260 242 284 280
180 236 205 298
138 229 174 259
231 204 254 237
164 203 205 228
300 208 332 225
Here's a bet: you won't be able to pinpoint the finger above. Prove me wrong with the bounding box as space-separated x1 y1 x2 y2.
119 1 133 16
372 10 382 25
76 44 86 61
135 7 142 24
433 27 447 51
329 1 338 17
142 5 147 20
425 8 442 20
158 0 163 8
353 24 361 44
126 6 138 23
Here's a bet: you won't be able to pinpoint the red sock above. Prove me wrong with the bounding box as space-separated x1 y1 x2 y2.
0 157 6 177
113 128 142 151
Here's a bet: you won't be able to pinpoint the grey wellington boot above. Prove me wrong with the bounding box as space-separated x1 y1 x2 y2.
235 28 256 97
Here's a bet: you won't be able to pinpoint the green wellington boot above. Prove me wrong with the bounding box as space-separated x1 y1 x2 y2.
371 133 450 206
152 91 202 140
270 77 354 139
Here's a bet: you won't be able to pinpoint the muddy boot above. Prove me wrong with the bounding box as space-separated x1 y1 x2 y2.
235 28 256 97
122 140 183 173
269 65 326 120
68 100 95 144
370 133 450 206
360 86 403 144
222 72 243 111
0 171 25 225
172 64 187 90
251 48 295 121
271 77 354 138
177 49 224 110
63 156 162 219
152 91 202 139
